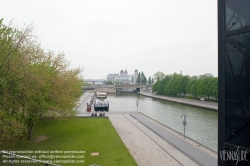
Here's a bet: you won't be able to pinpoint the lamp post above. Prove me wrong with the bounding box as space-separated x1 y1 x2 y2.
181 115 187 139
136 100 139 113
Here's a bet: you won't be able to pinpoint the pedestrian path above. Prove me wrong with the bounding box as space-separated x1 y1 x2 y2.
139 92 218 111
131 113 217 166
109 113 198 166
76 92 93 113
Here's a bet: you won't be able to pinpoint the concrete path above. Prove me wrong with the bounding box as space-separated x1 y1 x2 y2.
76 92 93 113
139 92 218 111
131 113 217 166
108 113 199 166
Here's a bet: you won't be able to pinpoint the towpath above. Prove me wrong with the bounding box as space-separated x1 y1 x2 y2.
139 92 218 111
76 92 93 113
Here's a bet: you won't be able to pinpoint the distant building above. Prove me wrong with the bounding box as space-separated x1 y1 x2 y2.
115 69 131 84
107 74 119 83
133 69 138 84
107 69 139 84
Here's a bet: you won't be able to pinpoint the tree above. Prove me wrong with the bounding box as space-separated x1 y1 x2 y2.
210 77 218 100
208 77 218 100
148 76 151 84
106 81 114 85
164 73 179 96
136 72 141 84
176 76 190 96
0 19 32 143
187 79 198 98
23 52 82 140
152 75 171 94
141 71 147 84
152 80 160 93
197 77 211 99
152 71 218 100
154 71 165 81
151 77 154 84
0 20 83 144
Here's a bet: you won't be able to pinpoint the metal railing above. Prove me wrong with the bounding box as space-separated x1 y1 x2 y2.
1 150 60 166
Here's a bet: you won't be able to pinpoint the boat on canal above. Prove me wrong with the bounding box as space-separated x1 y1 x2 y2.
93 92 109 111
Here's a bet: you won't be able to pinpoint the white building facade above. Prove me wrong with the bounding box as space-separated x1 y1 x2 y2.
107 74 119 83
107 69 139 84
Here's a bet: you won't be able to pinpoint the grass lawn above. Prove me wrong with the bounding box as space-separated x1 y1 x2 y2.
1 117 137 166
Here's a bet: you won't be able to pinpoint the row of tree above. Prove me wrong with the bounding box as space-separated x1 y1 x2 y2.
0 19 83 144
136 71 154 84
152 72 218 100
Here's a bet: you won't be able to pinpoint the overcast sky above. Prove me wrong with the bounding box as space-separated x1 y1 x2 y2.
0 0 217 79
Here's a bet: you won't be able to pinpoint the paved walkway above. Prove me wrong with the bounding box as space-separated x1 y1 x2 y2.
76 92 93 113
139 92 218 111
131 113 217 166
108 113 198 166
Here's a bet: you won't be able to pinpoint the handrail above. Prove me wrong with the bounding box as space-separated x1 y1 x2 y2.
1 150 60 166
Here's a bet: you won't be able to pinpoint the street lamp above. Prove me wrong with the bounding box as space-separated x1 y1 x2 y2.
136 100 139 113
181 115 187 139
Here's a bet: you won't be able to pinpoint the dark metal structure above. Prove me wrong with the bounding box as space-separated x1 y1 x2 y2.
218 0 250 165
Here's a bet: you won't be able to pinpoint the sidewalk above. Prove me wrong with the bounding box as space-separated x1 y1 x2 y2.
130 113 217 166
139 92 218 111
76 92 93 113
108 113 197 166
107 113 217 166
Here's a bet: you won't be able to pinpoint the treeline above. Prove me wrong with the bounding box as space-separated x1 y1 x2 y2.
0 19 83 144
136 71 154 84
152 72 218 100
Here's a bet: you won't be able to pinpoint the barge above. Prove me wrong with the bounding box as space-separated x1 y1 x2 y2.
93 92 109 111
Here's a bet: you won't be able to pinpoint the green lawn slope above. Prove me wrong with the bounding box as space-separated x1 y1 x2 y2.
1 118 137 166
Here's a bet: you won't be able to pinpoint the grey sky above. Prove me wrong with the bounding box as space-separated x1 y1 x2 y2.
0 0 217 79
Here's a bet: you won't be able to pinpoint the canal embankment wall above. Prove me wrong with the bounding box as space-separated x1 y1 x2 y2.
138 92 218 111
95 87 116 93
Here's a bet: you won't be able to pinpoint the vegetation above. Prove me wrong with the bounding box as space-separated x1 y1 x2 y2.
1 118 137 166
154 71 165 81
136 71 149 84
136 72 141 84
151 77 154 84
152 72 218 100
148 76 151 84
141 72 147 84
0 19 83 145
106 81 114 85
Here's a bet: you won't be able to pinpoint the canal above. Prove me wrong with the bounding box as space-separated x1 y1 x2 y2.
107 93 218 152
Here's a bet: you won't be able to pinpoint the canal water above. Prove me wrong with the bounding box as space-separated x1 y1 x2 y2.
107 93 218 152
